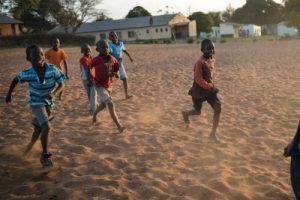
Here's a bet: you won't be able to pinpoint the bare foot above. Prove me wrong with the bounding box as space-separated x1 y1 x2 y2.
118 125 126 134
92 113 98 125
209 133 219 143
182 111 191 128
125 94 133 99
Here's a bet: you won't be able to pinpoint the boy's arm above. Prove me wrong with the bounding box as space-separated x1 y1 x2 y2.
194 62 213 90
123 50 133 62
6 77 19 104
44 82 65 100
63 60 69 79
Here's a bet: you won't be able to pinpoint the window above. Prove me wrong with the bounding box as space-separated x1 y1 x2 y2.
100 33 106 39
155 28 158 33
160 28 163 32
165 28 168 32
146 29 150 34
128 31 135 38
117 32 122 40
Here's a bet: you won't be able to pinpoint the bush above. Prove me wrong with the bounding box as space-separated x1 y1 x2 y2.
220 38 227 43
187 37 195 44
0 33 95 47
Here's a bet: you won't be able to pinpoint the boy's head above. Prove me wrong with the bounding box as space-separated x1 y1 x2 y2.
81 43 91 56
50 36 60 50
109 32 118 43
26 44 45 68
201 39 215 59
96 39 109 56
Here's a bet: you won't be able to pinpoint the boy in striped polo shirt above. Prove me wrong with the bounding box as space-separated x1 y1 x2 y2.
6 44 65 167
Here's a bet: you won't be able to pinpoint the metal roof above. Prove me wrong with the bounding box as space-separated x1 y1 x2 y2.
0 14 22 24
50 14 177 33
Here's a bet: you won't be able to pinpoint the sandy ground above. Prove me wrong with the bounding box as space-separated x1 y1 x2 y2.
0 40 300 200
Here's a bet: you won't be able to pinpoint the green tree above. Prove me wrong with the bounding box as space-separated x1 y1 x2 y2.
126 6 151 18
222 4 235 22
54 0 102 32
231 0 283 25
208 11 223 26
95 13 112 21
284 0 300 33
188 12 213 35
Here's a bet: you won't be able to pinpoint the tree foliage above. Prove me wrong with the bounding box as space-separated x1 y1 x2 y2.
126 6 151 18
222 4 235 22
208 11 223 26
231 0 283 25
284 0 300 32
188 12 213 34
95 13 112 21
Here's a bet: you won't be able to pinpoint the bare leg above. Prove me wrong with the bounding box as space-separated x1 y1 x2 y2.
92 103 106 124
122 79 132 99
209 104 221 143
182 109 201 128
23 125 41 156
107 102 125 133
40 122 51 154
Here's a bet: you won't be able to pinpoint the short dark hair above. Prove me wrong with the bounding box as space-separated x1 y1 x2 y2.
201 39 213 51
26 44 39 60
50 36 59 43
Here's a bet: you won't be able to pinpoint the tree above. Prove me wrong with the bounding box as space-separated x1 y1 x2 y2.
222 4 235 22
208 11 223 26
188 12 213 34
54 0 103 32
95 13 112 21
0 0 15 14
231 0 283 25
126 6 151 18
284 0 300 32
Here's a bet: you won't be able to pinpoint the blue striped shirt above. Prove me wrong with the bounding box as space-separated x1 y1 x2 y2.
17 63 65 108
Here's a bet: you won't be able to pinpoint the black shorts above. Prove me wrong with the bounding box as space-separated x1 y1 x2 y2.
192 92 221 112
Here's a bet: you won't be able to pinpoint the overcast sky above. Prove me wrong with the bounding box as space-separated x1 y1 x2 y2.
99 0 283 20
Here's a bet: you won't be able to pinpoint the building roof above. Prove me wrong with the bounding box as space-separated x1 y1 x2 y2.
0 14 22 24
50 14 177 33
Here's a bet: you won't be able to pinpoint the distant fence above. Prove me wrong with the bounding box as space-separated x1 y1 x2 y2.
0 33 95 47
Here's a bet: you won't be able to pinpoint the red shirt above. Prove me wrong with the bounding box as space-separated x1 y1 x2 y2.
90 55 119 89
80 55 94 80
194 56 215 90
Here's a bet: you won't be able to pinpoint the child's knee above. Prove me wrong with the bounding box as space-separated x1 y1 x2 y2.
214 103 221 114
41 121 51 132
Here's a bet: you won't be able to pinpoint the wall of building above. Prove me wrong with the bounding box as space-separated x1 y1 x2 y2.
0 24 20 36
79 25 173 42
277 23 298 37
188 20 197 38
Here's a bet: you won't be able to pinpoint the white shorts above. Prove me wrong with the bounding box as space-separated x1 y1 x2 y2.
95 86 112 105
118 61 127 80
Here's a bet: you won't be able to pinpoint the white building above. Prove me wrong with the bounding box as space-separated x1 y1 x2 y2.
242 24 261 37
277 22 298 37
49 13 197 42
220 22 243 38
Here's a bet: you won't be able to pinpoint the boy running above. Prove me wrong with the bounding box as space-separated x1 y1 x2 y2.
90 39 125 133
108 32 133 99
79 43 97 114
45 37 68 100
182 39 221 142
6 44 65 167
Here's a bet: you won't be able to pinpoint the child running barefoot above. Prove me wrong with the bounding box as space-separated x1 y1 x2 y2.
90 39 125 133
5 45 65 167
108 32 134 99
79 43 97 114
182 39 221 143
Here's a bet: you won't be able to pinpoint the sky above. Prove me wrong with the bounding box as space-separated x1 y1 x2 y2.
99 0 283 20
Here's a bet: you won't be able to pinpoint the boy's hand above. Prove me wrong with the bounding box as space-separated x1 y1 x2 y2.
5 94 12 104
87 81 93 87
283 142 293 157
129 57 133 62
65 75 69 80
114 73 119 79
43 93 54 100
